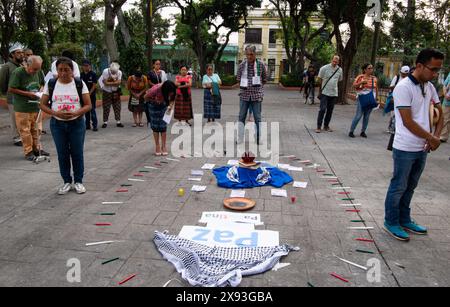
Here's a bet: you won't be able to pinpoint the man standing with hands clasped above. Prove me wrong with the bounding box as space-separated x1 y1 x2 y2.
384 48 444 242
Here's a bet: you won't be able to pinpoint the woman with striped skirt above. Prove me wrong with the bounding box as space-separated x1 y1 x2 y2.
174 66 193 125
202 64 222 123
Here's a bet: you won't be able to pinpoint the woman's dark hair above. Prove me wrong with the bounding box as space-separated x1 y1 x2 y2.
179 65 187 71
134 71 143 78
61 50 75 61
56 57 74 71
361 63 373 73
161 80 177 104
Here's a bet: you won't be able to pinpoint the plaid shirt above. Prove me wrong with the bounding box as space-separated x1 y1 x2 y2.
237 60 267 102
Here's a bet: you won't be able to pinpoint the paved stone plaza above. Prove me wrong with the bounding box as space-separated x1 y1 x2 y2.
0 85 449 287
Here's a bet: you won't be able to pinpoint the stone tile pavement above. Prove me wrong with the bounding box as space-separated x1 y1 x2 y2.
0 85 449 287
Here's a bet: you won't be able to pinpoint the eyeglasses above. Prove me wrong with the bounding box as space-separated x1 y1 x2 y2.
422 64 442 73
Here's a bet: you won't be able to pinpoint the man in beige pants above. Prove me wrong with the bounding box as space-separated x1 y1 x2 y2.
0 44 24 146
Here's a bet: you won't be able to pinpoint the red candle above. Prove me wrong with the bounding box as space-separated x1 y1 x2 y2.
291 196 296 203
118 274 137 285
330 273 349 283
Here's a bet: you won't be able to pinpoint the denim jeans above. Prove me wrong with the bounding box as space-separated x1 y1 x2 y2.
384 148 428 226
238 99 262 143
350 99 373 133
50 117 86 184
85 94 98 129
317 95 336 129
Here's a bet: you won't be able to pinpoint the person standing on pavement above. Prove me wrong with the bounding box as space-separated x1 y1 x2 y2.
80 59 98 131
39 57 92 195
386 66 410 134
8 55 47 161
147 60 168 126
440 72 450 142
303 65 317 105
316 55 343 133
144 80 177 156
0 43 24 147
51 50 80 78
127 70 148 127
383 48 445 242
100 62 123 128
202 64 222 123
236 45 268 145
174 65 193 126
349 63 379 138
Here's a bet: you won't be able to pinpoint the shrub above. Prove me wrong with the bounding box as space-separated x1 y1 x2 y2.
280 73 303 87
221 75 237 86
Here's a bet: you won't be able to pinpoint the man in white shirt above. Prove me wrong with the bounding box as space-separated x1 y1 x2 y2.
99 62 123 128
387 66 410 133
384 48 444 242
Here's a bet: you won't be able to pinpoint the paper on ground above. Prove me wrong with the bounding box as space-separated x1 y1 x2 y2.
230 190 246 198
86 240 119 246
271 189 288 197
288 166 303 172
166 158 180 162
188 177 202 182
178 225 279 247
191 170 204 176
191 185 207 192
277 163 291 170
321 176 338 179
199 211 262 225
201 163 216 170
293 181 308 188
206 221 255 231
227 160 239 166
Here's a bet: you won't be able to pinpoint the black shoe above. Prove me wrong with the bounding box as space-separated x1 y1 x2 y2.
86 126 91 130
34 150 50 156
102 123 107 128
349 132 355 138
117 123 124 128
25 153 35 161
14 141 23 147
41 130 47 135
93 127 98 132
360 132 367 138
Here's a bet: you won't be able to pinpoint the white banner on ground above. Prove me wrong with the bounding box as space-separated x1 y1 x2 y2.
178 225 279 247
199 211 262 225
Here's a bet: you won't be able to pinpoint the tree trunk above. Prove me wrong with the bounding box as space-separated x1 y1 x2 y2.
404 0 416 61
104 1 119 62
145 0 154 72
118 9 131 47
25 0 37 31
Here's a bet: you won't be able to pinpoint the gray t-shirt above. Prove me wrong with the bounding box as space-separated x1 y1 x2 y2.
318 64 343 97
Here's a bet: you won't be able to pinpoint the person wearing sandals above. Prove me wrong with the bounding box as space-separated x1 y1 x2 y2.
127 70 148 127
146 60 167 125
349 63 379 138
144 80 177 156
202 64 222 123
39 57 92 195
174 65 193 125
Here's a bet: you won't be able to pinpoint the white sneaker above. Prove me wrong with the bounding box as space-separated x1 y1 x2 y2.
58 183 73 195
74 183 86 194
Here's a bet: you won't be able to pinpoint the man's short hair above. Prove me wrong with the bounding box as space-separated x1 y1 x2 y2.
416 48 444 65
245 45 257 54
27 55 43 66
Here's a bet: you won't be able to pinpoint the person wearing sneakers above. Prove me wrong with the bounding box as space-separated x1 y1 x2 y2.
144 80 177 156
349 63 379 138
384 49 444 241
8 55 47 161
39 57 92 195
316 55 343 133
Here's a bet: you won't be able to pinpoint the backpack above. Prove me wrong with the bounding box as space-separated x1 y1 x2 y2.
48 77 84 107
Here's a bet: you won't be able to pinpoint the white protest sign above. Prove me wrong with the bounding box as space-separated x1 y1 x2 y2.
199 211 262 225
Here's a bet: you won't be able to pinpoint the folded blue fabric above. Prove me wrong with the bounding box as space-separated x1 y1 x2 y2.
213 166 293 189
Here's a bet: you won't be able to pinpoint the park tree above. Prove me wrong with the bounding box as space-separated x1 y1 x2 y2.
104 0 127 62
0 0 23 61
172 0 261 75
268 0 328 76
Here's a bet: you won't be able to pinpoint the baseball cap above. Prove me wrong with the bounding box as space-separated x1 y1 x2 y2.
82 59 91 66
400 66 410 74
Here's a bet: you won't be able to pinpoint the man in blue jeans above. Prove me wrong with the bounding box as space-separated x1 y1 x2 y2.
384 48 444 241
236 45 267 145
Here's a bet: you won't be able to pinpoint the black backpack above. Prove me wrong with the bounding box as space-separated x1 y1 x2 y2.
47 77 84 107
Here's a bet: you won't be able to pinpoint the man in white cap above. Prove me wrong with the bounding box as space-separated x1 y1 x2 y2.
0 43 24 146
386 66 410 133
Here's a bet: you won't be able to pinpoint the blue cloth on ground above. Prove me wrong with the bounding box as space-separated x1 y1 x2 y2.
213 166 293 189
